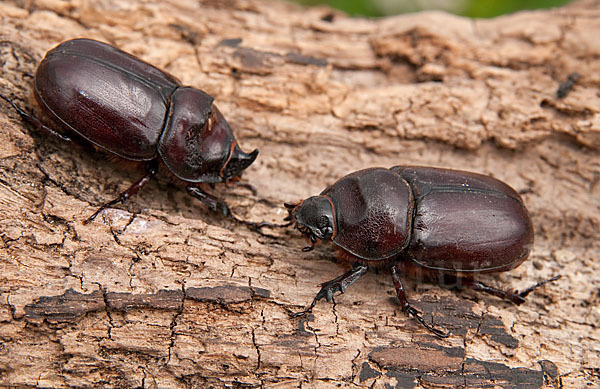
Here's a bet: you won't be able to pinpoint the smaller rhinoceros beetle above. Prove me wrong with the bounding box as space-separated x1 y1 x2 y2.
287 166 559 337
1 38 265 227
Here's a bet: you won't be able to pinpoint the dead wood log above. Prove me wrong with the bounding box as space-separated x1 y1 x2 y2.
0 0 599 387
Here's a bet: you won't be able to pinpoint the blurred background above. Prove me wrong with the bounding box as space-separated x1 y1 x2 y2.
291 0 571 17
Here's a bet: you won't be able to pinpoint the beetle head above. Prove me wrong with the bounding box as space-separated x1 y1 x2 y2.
288 196 335 251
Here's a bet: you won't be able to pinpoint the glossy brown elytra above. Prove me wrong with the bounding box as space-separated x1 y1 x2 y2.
287 166 560 337
1 38 266 227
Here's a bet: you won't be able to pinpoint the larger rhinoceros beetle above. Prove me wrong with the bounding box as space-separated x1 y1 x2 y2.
1 38 261 226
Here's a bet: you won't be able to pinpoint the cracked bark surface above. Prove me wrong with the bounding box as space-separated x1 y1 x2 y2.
0 0 599 387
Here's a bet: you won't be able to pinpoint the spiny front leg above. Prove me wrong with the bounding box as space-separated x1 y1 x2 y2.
390 264 449 338
292 263 368 317
187 185 233 217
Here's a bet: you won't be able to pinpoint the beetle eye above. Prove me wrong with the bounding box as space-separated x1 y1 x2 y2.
317 215 330 229
316 215 333 239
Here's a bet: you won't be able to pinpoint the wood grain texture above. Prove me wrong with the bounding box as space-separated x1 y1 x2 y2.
0 0 599 387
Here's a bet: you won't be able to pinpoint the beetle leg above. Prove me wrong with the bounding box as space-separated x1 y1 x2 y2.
0 94 72 142
517 275 561 298
461 275 561 305
234 181 258 196
83 161 158 224
187 185 233 217
390 264 449 338
187 185 292 231
462 279 525 304
187 185 247 224
291 263 368 317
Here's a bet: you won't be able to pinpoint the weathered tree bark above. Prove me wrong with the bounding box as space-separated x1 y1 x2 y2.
0 0 599 387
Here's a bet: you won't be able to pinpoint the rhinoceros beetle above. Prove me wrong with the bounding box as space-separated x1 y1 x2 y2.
1 38 265 226
287 166 559 337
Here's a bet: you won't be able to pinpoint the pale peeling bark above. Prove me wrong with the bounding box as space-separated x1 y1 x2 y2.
0 0 599 387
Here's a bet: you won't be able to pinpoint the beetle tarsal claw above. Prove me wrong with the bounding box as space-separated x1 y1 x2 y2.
404 306 450 338
325 289 335 303
517 274 561 299
290 298 319 318
316 283 343 302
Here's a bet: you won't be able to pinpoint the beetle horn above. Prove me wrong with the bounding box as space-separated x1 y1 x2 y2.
222 144 258 180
